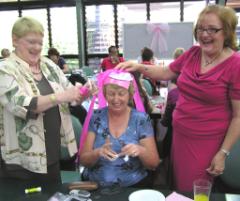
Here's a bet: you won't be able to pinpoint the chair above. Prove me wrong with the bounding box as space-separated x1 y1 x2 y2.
68 73 87 85
82 66 94 77
60 115 82 170
60 115 82 183
142 79 153 96
218 139 240 192
61 170 81 183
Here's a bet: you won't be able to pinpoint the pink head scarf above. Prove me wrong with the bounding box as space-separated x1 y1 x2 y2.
77 69 145 163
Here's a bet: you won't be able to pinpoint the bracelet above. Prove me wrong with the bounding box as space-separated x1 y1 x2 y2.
220 148 230 157
49 94 57 105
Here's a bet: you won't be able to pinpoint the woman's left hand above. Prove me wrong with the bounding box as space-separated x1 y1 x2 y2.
120 143 141 157
206 151 226 177
88 80 98 96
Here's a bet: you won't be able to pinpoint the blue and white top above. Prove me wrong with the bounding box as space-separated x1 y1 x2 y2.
83 107 154 187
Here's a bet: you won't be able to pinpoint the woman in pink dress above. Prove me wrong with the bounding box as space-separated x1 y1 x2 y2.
116 5 240 192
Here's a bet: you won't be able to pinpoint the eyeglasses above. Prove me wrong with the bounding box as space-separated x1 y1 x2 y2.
23 38 43 47
196 27 223 35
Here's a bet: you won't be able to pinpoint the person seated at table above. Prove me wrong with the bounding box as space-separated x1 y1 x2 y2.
48 47 69 73
80 70 160 187
1 48 10 59
100 46 124 71
140 47 158 95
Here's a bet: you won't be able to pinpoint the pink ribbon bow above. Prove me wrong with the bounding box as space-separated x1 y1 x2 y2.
146 21 169 54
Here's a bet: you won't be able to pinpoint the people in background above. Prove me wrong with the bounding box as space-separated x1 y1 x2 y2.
161 48 185 159
172 47 185 60
80 70 160 187
132 71 153 114
1 48 10 59
0 17 95 183
140 47 158 95
100 46 124 71
48 47 69 73
116 5 240 192
141 47 155 65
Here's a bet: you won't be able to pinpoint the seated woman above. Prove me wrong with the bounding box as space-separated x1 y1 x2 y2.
140 47 158 95
100 46 124 71
79 70 160 187
48 47 69 73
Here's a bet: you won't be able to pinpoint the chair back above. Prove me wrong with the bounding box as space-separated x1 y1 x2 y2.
220 139 240 189
142 79 153 96
61 115 82 160
82 66 94 77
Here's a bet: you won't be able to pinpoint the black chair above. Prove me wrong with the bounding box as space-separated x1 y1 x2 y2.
68 73 87 85
68 73 88 125
215 140 240 193
60 115 82 171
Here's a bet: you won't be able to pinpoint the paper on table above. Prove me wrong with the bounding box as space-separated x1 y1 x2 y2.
225 193 240 201
166 192 193 201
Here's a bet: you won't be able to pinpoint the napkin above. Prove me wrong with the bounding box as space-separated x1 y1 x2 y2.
166 192 193 201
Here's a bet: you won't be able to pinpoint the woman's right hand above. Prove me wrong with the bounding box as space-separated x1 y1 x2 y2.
57 85 83 104
98 142 118 161
115 61 140 72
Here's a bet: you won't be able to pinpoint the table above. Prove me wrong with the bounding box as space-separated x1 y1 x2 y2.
0 178 238 201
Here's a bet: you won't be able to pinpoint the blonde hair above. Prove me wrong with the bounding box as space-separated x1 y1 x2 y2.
194 5 238 50
173 47 185 59
12 16 44 38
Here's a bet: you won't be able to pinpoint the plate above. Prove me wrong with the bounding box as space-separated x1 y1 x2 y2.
128 189 165 201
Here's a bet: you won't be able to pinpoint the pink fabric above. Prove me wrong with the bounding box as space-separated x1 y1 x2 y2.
79 86 89 97
101 56 124 71
98 69 145 112
78 95 96 154
166 192 193 201
146 21 169 53
103 76 130 89
169 46 240 191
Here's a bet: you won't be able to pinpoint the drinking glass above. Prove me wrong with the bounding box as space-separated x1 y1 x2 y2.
193 179 212 201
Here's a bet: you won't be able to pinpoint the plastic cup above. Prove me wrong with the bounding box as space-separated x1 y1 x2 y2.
193 179 212 201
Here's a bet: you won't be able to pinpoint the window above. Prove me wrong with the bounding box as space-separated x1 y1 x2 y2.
0 11 18 52
184 1 206 22
22 9 49 55
86 5 115 54
237 12 240 47
118 3 147 52
50 7 78 55
150 2 181 23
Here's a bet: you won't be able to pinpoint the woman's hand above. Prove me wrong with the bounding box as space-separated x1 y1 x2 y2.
88 80 98 96
98 142 118 161
58 85 83 104
120 143 141 157
206 150 226 177
115 61 140 72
